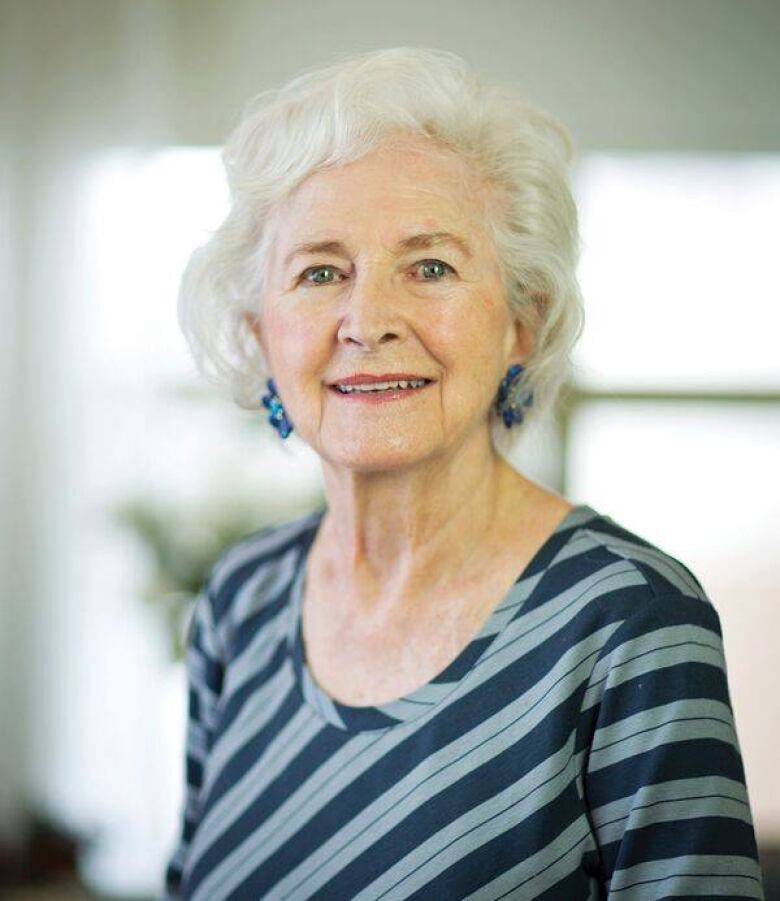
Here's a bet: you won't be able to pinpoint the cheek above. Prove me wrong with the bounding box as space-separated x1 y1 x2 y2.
435 300 506 382
265 308 331 376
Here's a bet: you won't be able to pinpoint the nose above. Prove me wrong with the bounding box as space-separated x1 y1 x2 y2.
336 275 405 349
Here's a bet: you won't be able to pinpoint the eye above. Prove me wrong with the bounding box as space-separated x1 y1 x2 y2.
300 265 343 286
413 259 456 280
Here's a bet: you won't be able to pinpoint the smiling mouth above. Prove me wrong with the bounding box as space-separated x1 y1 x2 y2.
327 379 434 401
332 378 432 394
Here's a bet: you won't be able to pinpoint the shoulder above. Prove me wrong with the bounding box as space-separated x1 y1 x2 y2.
572 506 709 602
199 506 324 653
560 508 731 724
557 505 721 654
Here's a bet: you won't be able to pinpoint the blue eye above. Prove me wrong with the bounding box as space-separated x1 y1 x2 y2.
301 265 342 285
299 259 455 286
415 259 455 280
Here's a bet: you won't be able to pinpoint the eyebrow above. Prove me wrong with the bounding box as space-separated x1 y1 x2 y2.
282 231 473 267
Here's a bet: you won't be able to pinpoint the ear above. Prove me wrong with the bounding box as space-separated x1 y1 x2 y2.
243 311 266 354
504 311 535 366
504 293 545 365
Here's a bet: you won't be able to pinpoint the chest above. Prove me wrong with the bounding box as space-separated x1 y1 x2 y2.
194 656 597 899
299 557 528 708
298 496 574 710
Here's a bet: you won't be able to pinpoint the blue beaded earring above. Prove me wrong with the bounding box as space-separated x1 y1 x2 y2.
261 377 294 439
495 363 534 428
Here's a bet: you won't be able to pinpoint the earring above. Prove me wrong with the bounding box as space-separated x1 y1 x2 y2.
495 363 534 428
261 377 294 439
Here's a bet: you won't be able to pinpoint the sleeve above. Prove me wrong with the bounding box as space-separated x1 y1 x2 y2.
164 578 226 899
581 592 765 899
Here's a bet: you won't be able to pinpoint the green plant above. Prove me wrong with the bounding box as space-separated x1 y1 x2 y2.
111 486 323 660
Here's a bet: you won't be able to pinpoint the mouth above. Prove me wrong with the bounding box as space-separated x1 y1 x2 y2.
327 377 434 402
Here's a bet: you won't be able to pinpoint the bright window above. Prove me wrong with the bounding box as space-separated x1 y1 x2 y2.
573 155 780 390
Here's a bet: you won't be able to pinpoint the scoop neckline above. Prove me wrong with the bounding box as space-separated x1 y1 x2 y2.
287 502 598 732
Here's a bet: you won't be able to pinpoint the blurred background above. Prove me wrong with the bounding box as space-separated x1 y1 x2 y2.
1 0 779 897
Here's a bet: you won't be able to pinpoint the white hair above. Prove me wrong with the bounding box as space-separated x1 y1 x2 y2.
178 46 585 454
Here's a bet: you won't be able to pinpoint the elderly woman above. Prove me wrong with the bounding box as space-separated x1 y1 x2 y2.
165 47 764 900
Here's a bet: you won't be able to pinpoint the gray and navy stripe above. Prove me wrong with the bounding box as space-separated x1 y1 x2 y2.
165 503 764 899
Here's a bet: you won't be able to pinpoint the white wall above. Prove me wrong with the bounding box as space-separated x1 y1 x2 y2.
166 0 780 151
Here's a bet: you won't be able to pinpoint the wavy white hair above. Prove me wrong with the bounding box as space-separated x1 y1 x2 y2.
178 46 584 453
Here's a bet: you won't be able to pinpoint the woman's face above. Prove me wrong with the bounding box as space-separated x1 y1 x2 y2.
253 135 530 472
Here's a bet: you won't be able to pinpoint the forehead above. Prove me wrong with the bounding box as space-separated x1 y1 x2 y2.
272 137 495 246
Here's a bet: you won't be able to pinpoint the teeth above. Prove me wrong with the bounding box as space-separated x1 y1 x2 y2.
336 379 427 393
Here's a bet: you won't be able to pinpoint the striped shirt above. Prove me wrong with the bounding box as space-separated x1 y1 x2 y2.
164 502 765 899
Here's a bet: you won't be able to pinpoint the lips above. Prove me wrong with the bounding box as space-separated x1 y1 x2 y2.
328 372 433 386
334 379 429 395
331 386 429 402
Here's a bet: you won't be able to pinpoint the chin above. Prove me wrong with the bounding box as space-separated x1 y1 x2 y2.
323 432 437 473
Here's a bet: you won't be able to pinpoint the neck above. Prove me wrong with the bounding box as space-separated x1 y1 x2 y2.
315 430 532 620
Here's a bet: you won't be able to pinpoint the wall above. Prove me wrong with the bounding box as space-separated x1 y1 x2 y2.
166 0 780 151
